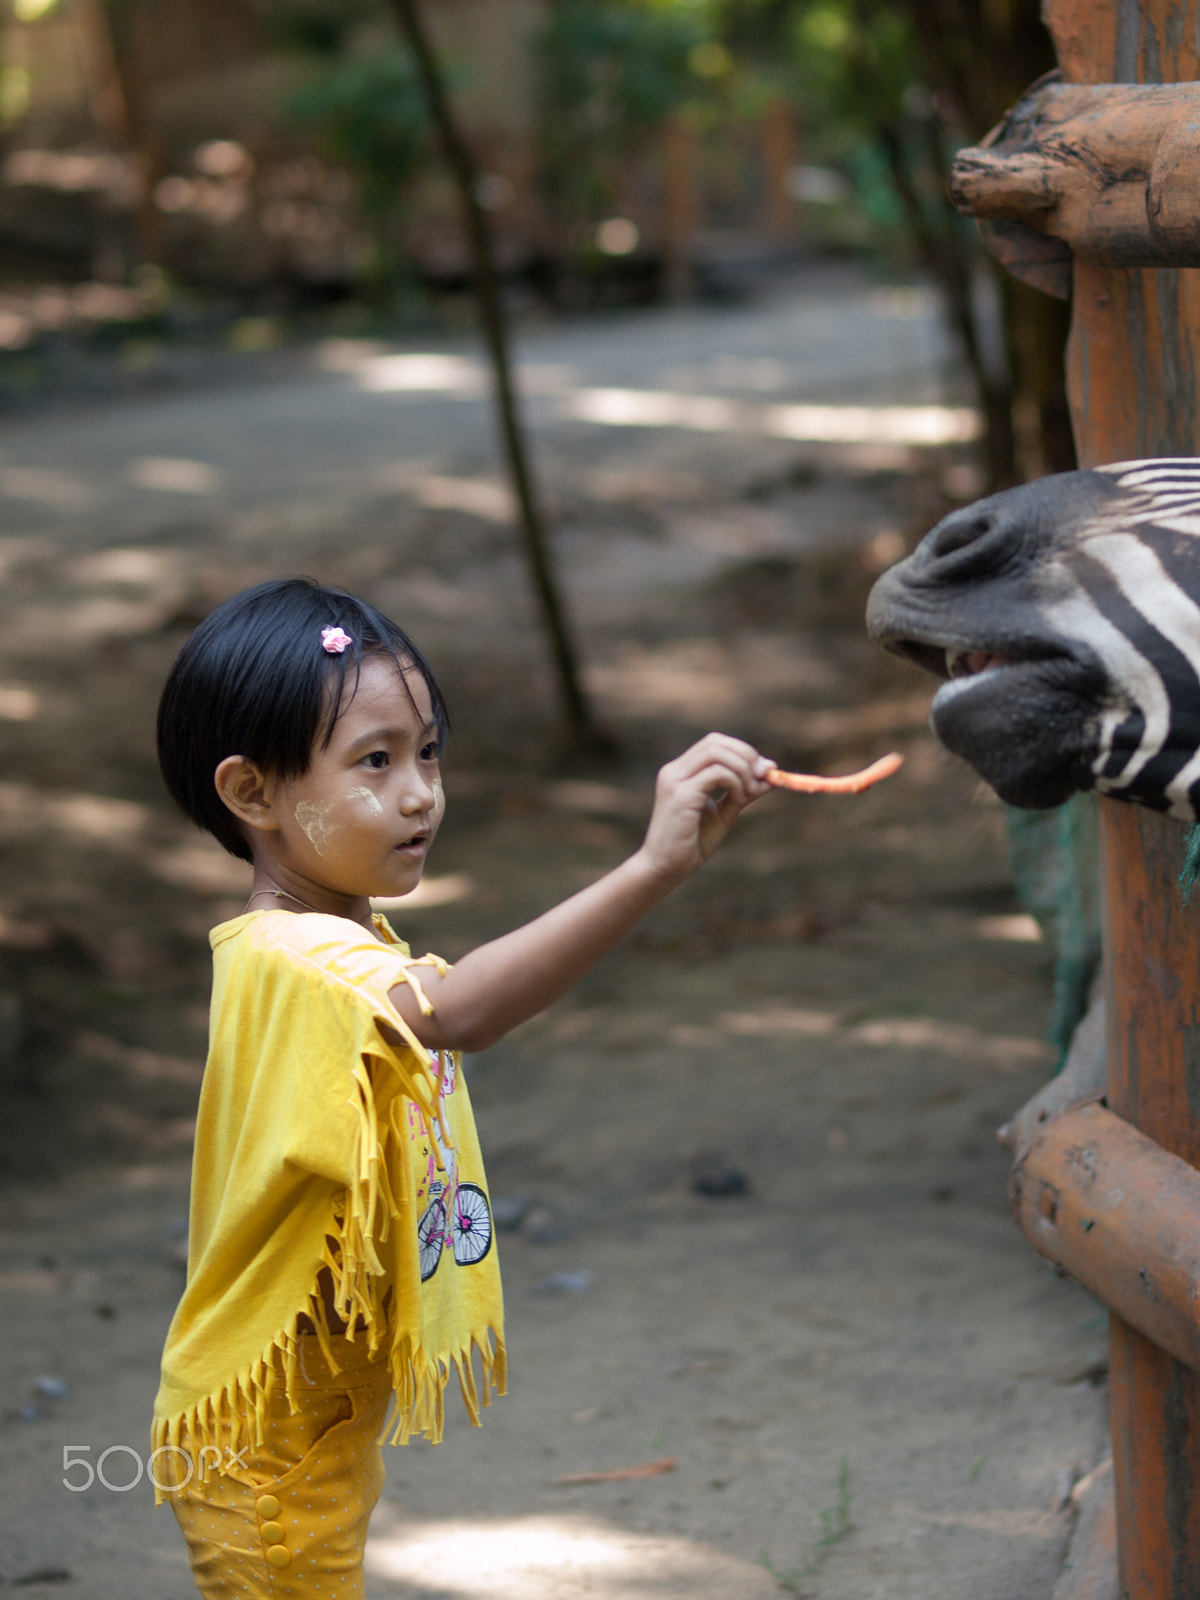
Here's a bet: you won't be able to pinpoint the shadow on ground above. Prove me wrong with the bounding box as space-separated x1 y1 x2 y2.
0 276 1106 1599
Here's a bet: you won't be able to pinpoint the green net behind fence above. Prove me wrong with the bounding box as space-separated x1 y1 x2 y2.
1004 794 1102 1068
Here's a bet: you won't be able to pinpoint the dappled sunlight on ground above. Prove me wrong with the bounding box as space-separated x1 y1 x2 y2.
562 386 980 445
0 278 1102 1600
374 872 476 911
0 682 37 719
338 342 980 447
65 546 186 585
670 1000 1051 1071
126 456 223 494
364 1511 776 1600
0 462 95 508
151 841 251 897
586 639 743 718
0 780 148 843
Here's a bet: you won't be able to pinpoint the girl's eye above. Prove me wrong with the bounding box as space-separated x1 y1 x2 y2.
364 751 389 770
420 742 440 763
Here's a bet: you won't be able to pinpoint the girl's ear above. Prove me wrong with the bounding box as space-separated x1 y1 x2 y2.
214 756 280 834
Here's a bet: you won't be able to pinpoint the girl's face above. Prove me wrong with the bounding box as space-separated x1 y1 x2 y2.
268 654 445 901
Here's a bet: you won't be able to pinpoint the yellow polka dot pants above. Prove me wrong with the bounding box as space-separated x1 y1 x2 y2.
169 1336 393 1598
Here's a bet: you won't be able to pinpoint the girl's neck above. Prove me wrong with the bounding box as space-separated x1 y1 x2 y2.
246 873 378 936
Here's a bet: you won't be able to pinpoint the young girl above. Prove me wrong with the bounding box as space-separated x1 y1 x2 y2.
152 576 776 1598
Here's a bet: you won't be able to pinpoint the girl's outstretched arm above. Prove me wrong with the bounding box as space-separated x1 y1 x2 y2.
388 733 773 1053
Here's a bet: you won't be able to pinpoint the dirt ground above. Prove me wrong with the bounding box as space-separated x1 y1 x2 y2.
0 271 1108 1598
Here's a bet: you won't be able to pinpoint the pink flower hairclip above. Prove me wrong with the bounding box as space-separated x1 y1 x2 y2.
321 625 353 654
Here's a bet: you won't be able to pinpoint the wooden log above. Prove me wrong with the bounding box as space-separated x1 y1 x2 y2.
1012 1099 1200 1372
951 80 1200 273
1045 0 1200 465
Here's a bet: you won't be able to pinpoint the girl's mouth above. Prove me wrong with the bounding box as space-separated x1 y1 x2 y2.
395 835 429 857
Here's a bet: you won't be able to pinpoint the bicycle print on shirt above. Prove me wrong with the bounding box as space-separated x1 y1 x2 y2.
410 1050 494 1281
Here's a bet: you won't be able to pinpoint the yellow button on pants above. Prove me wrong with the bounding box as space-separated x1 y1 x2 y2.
169 1336 393 1598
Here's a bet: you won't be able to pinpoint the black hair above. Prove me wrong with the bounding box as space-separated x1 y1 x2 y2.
157 577 448 862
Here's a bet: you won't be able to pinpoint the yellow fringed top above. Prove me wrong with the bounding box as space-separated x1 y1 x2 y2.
151 909 505 1498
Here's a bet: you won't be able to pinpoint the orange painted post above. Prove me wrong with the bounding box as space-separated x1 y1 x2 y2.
1099 805 1200 1596
944 2 1200 1590
1005 819 1200 1592
1043 7 1200 1592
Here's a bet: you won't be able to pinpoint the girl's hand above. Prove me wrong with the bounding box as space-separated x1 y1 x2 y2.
637 733 775 885
390 733 774 1053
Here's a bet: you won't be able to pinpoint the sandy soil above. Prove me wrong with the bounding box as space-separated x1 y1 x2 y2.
0 273 1107 1598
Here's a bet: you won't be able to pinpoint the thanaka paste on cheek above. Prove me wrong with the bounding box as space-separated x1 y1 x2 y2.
346 786 384 816
294 800 340 859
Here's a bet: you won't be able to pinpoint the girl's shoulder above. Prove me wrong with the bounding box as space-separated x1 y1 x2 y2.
208 911 442 1075
210 909 415 992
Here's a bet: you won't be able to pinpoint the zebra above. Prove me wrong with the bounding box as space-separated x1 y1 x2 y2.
866 458 1200 822
865 460 1200 1151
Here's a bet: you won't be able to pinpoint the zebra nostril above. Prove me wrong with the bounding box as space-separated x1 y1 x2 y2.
914 506 1015 583
926 513 993 559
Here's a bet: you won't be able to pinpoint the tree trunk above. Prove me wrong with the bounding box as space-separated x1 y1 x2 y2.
86 0 162 274
878 121 1018 489
888 0 1074 484
387 0 606 752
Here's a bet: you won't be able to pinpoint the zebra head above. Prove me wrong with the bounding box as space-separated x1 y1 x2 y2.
866 460 1200 818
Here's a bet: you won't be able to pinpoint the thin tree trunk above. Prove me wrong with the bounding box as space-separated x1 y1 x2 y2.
388 0 605 751
1001 274 1077 476
885 0 1072 484
87 0 162 272
878 123 1018 490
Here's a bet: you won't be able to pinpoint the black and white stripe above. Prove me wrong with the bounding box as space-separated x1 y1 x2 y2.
866 458 1200 819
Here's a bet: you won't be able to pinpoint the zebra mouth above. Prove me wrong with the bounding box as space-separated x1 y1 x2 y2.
890 639 1013 681
945 648 1010 679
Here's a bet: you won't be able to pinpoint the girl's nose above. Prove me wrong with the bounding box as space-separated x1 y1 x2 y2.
399 770 438 814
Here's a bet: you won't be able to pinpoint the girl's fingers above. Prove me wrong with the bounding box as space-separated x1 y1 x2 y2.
665 733 772 783
682 757 768 811
664 740 774 797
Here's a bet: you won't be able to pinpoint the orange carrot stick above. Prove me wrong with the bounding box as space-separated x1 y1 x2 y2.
765 751 904 795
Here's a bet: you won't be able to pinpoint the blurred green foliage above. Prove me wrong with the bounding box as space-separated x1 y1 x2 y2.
273 2 430 296
535 0 702 238
285 51 429 218
532 0 956 261
727 0 960 253
263 0 1059 464
266 0 1015 285
269 0 381 57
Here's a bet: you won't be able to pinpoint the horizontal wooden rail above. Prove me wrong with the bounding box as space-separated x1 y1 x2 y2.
949 78 1200 295
1012 1100 1200 1371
